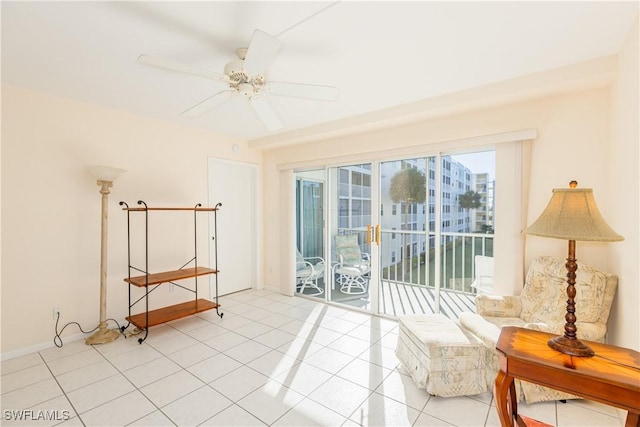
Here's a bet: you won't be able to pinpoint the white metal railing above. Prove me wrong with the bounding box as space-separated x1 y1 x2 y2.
379 229 493 294
334 227 494 294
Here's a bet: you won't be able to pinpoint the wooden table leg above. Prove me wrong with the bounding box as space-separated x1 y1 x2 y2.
494 369 516 427
625 412 640 427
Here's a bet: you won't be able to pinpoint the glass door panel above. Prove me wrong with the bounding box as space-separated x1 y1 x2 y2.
295 171 326 299
439 152 495 300
378 158 433 316
377 152 495 317
328 164 373 310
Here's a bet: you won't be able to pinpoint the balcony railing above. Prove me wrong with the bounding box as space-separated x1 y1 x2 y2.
337 228 494 294
381 230 493 293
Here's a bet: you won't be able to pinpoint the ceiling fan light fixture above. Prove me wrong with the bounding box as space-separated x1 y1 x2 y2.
224 59 246 81
238 83 254 97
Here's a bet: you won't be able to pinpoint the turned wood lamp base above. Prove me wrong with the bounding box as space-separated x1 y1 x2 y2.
548 238 595 357
548 335 595 357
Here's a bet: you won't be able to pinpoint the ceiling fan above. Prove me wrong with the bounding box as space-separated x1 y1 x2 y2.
138 29 338 131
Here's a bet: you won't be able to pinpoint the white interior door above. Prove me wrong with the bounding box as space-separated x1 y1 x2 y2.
208 158 258 296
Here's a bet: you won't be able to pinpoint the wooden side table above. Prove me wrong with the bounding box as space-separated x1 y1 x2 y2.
494 327 640 427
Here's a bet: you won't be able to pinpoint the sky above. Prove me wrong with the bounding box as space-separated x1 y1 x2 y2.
451 150 495 180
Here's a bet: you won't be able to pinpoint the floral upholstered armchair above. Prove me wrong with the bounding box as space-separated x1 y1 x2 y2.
459 256 618 403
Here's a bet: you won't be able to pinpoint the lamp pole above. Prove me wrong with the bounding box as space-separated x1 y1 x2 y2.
85 166 125 345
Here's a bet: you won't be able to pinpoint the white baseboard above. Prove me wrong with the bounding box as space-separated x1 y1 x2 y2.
262 284 284 294
1 332 87 361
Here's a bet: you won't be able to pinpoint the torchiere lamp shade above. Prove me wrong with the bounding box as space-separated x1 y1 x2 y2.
86 165 127 182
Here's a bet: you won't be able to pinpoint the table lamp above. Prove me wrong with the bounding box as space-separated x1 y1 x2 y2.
525 181 623 357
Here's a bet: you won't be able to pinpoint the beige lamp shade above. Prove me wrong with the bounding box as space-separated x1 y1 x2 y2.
525 187 623 242
86 165 126 182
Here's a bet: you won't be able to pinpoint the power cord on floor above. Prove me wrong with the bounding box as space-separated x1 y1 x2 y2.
123 328 145 339
53 312 124 348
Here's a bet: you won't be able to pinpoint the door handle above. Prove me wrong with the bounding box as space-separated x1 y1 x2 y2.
375 224 381 246
366 224 372 244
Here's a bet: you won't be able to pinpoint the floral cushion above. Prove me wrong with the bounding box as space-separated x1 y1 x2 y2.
335 234 362 263
474 295 522 317
520 256 616 324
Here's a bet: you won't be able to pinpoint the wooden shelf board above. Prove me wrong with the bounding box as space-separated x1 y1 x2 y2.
125 267 217 287
123 207 218 211
126 298 219 329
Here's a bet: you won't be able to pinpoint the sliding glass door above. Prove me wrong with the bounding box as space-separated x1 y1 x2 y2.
327 163 375 310
293 150 495 318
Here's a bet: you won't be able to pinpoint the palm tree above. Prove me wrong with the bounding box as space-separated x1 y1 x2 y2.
389 167 426 279
458 190 482 232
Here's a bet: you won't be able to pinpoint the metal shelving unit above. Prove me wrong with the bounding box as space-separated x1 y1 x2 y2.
120 200 223 343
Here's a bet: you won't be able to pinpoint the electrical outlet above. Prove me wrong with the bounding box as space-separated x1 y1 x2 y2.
53 307 61 320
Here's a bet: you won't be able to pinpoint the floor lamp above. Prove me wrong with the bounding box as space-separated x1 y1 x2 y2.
525 181 623 357
85 165 126 345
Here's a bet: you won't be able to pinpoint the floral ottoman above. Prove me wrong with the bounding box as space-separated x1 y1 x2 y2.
395 314 487 397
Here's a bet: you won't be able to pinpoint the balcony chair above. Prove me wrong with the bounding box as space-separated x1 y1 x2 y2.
458 256 618 403
332 234 371 295
296 250 325 296
470 255 494 294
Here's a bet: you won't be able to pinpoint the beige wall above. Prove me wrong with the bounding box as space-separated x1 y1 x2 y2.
263 84 638 348
608 16 639 350
1 85 262 355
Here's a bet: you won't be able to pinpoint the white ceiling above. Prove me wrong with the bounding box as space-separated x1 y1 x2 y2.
2 1 637 147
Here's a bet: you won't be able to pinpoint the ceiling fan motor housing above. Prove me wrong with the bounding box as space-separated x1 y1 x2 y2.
224 57 265 97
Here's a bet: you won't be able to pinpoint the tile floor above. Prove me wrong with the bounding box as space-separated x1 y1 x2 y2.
0 289 627 426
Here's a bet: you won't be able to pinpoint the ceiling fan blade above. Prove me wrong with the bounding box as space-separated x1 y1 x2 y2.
265 81 339 102
249 96 283 131
243 30 282 76
138 54 227 82
181 90 233 117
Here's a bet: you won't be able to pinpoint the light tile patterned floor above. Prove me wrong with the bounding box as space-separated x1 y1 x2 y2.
0 289 627 426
